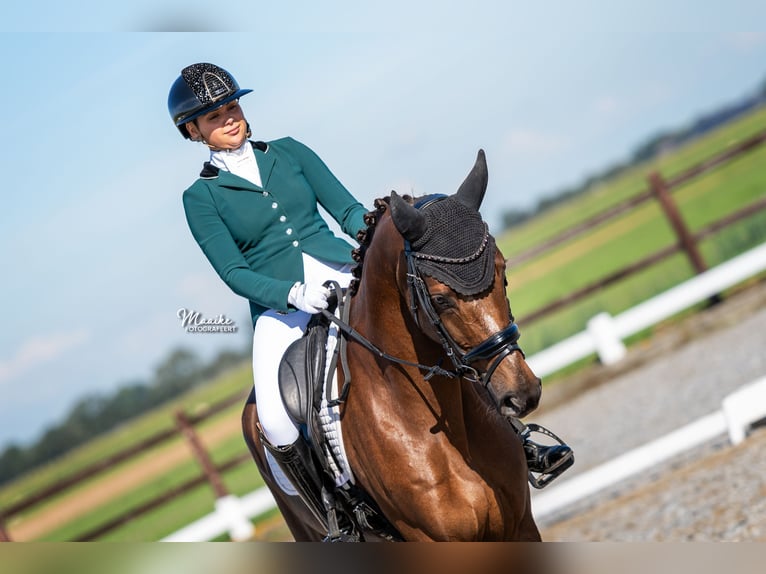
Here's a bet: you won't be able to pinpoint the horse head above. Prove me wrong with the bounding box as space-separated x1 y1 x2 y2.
386 150 541 418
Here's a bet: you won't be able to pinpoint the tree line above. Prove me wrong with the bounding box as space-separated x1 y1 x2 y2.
501 77 766 230
0 345 249 486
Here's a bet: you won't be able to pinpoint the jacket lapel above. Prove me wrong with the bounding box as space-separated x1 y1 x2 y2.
198 141 275 191
253 141 276 188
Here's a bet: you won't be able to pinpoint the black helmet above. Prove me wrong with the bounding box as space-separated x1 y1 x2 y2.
168 63 253 138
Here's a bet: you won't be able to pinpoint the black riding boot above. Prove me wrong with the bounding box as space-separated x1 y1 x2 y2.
260 434 329 529
261 433 358 541
510 419 574 489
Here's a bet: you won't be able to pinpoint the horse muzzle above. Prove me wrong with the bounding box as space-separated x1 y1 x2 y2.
493 383 541 419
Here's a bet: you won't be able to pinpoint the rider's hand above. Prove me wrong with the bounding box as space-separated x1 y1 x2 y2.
287 282 330 314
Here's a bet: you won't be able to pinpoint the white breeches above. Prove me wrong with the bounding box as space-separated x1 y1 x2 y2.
252 254 353 446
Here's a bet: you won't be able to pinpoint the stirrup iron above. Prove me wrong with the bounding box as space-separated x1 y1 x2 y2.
522 423 574 489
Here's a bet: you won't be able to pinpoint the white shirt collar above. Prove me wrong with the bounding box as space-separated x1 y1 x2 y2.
209 140 263 187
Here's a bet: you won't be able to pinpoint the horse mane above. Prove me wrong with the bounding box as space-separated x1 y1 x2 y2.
349 194 415 296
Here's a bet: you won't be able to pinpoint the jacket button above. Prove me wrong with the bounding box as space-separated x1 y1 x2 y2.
271 202 278 209
286 228 293 235
279 215 287 222
292 240 299 247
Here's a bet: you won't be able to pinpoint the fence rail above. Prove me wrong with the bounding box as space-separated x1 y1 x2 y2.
531 375 766 522
512 128 766 326
527 241 766 378
0 388 254 542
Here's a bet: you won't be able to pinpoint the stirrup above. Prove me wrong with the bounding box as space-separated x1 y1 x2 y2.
522 423 574 489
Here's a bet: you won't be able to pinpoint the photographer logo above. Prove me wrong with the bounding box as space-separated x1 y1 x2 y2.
177 308 238 333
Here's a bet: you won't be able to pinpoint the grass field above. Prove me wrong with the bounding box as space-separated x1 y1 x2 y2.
0 364 264 542
498 105 766 356
2 105 765 542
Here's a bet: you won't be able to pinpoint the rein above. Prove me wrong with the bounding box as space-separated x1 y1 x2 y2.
322 195 524 401
321 282 456 387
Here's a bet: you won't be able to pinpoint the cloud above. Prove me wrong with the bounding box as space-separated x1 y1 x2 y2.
0 329 90 385
726 32 766 52
593 95 621 116
501 129 569 156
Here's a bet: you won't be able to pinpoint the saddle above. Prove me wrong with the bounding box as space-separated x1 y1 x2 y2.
276 283 400 541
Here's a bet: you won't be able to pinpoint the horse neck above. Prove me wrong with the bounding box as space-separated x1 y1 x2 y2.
348 248 469 435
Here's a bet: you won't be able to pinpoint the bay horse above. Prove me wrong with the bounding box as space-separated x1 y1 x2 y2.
242 150 542 541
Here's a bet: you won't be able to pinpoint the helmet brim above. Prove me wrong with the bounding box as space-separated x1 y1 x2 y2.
175 88 253 126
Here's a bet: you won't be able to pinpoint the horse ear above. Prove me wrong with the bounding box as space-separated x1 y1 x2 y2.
454 149 488 211
390 191 426 243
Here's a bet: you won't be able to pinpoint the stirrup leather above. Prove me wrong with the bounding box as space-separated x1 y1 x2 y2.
521 423 574 489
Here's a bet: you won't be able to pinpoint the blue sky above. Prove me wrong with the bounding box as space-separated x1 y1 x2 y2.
1 2 765 447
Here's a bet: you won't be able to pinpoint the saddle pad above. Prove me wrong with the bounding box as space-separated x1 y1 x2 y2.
318 317 355 487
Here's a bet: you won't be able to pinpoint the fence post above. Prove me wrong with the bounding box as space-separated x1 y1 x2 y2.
0 517 11 542
648 171 708 274
587 312 627 365
175 410 228 498
175 411 254 541
649 171 722 305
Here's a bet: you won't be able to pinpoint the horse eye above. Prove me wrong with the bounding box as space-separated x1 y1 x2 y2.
431 294 450 309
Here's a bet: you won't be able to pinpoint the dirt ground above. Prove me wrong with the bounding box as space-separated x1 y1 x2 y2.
541 426 766 541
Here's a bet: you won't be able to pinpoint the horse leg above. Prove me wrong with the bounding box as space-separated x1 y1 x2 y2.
516 498 543 541
241 392 325 542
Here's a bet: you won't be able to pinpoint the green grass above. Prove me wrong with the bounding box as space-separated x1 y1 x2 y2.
0 364 260 540
500 105 766 256
0 364 252 510
500 105 766 360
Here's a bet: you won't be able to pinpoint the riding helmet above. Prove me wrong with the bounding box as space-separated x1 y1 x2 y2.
168 62 253 138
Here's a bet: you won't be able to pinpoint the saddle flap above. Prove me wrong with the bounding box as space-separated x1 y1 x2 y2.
278 317 329 429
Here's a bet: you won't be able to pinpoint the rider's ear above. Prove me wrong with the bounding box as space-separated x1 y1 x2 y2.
185 120 203 142
454 149 488 211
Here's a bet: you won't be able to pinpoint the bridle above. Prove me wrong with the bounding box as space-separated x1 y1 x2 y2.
402 195 524 392
321 195 525 402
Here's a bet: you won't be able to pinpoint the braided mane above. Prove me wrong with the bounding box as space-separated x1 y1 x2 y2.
349 195 415 296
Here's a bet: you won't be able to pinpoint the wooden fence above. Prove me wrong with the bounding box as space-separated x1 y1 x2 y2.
0 388 253 541
511 128 766 325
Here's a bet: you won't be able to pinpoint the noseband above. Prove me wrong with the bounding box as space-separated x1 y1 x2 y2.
403 195 524 390
319 197 525 399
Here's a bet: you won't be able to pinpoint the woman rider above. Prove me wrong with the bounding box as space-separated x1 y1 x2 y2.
168 62 572 522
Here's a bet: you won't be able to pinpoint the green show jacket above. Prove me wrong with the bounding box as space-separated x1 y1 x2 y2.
182 137 368 326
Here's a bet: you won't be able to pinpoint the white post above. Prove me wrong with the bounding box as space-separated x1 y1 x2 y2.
586 312 627 365
721 376 766 445
214 495 255 541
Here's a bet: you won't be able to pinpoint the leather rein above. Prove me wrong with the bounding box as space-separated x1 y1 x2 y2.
320 196 524 400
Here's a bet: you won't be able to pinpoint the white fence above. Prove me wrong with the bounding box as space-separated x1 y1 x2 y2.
531 375 766 521
527 241 766 378
161 241 766 541
162 374 766 541
161 490 275 542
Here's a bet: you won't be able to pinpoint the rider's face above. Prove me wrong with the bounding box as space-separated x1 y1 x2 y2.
187 100 248 150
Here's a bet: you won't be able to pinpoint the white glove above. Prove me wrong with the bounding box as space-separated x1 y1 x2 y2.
287 282 330 314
